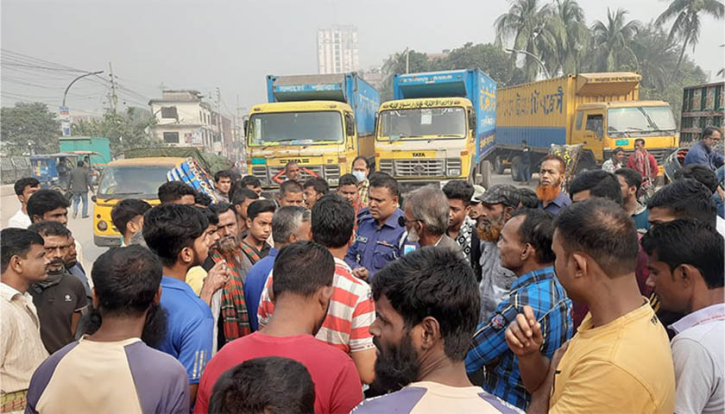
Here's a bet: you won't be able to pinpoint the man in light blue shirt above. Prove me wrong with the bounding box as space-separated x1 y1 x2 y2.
143 204 215 406
684 126 723 171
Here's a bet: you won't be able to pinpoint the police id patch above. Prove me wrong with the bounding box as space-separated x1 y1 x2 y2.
491 313 507 330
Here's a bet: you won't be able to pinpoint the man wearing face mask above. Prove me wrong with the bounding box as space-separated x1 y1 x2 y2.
352 156 371 207
26 221 89 354
476 185 519 321
194 242 363 414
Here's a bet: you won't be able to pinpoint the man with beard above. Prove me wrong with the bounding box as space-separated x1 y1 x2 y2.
1 229 50 414
353 247 521 413
143 204 214 406
401 185 462 252
536 155 570 215
465 209 572 410
626 139 658 200
477 185 519 321
443 181 480 268
345 172 406 281
195 242 363 414
26 221 89 354
26 246 190 414
684 126 724 170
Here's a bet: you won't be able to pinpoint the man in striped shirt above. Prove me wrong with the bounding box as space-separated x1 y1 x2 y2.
465 209 572 410
258 193 377 383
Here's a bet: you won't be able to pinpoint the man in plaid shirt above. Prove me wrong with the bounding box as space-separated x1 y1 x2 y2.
465 209 572 410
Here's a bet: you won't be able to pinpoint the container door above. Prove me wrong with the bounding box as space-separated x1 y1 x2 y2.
581 112 605 161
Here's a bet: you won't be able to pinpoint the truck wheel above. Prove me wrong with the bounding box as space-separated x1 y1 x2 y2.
494 155 506 175
510 156 522 182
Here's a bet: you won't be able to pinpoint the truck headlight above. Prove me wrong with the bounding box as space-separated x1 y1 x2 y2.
447 169 461 177
97 220 108 231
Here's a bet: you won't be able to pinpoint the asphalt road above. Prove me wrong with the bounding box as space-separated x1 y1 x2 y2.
0 170 535 269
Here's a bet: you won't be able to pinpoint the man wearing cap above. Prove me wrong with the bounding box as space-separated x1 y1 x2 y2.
469 185 486 221
476 184 518 321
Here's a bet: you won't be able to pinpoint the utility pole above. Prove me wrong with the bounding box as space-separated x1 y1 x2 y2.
108 62 118 114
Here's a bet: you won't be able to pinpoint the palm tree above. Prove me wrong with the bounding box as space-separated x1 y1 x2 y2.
544 0 589 75
591 8 642 72
495 0 556 81
630 23 680 90
655 0 725 78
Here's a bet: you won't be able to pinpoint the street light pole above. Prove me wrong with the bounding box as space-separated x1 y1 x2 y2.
505 48 550 79
62 71 104 107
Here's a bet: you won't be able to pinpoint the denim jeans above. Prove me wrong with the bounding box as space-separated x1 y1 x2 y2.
520 164 531 182
73 192 89 217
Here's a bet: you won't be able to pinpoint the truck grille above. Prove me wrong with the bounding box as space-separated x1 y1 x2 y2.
251 166 268 182
379 159 394 175
394 159 445 177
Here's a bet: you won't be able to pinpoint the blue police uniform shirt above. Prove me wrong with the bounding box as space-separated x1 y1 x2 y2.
243 248 278 332
345 208 406 279
159 276 214 385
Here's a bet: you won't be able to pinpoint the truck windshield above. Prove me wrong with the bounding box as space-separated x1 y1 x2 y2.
248 111 344 145
607 106 677 138
378 107 466 140
98 166 171 198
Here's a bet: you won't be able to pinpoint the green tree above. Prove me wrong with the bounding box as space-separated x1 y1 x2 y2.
72 107 157 155
591 8 642 71
494 0 556 81
378 50 431 101
1 102 61 156
655 0 724 78
545 0 589 75
431 43 517 85
630 23 680 91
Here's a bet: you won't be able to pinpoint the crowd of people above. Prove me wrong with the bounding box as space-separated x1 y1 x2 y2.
1 127 724 413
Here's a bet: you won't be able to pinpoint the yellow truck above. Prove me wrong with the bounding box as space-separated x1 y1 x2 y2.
494 72 679 179
375 69 497 189
246 73 379 188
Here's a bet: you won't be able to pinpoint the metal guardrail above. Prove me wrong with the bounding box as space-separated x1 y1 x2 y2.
0 156 31 184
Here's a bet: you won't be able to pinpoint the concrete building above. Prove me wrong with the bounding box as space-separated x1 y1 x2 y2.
317 25 360 74
148 90 232 156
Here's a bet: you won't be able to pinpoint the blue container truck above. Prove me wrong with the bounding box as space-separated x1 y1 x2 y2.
375 69 496 188
246 73 380 188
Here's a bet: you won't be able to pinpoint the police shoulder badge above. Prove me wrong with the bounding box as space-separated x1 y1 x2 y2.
491 313 507 330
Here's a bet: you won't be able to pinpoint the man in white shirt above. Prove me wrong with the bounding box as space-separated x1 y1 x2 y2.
642 219 724 414
8 178 40 229
0 228 50 413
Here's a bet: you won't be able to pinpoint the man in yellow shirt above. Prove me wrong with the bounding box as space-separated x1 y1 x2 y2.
504 198 675 414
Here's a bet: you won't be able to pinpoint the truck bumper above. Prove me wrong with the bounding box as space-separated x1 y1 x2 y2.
94 235 122 248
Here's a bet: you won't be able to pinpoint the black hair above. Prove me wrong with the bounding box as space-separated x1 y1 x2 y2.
77 160 84 167
247 199 276 222
641 218 724 289
517 187 539 209
702 125 721 140
209 357 315 414
214 170 233 183
240 175 261 188
26 189 70 222
157 181 196 204
91 246 163 316
210 201 235 217
352 155 371 170
303 177 329 195
676 164 718 193
194 191 213 207
613 147 624 155
279 180 303 198
555 198 639 277
1 228 44 274
568 170 623 206
14 177 40 196
372 246 480 361
634 138 646 146
231 188 259 207
614 168 643 192
272 241 335 299
338 174 358 187
311 193 354 248
510 209 556 264
111 199 153 236
648 179 717 227
442 180 474 205
200 206 219 226
142 204 209 267
369 171 399 198
27 220 71 238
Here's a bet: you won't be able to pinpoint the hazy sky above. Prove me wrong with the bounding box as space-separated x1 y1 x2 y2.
2 0 724 118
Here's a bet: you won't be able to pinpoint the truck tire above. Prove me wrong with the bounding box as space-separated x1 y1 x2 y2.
510 156 522 182
494 155 506 175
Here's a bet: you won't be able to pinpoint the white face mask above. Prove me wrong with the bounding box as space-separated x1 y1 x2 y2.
352 170 366 183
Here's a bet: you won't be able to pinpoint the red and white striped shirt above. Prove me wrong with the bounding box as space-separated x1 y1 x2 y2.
257 257 375 354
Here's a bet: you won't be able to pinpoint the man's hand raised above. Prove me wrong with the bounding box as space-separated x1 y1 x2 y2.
505 305 544 357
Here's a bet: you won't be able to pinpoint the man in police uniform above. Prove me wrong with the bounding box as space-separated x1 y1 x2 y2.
344 173 406 281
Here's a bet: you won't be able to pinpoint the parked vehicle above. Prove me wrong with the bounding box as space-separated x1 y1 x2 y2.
30 153 81 196
375 69 496 190
245 73 379 188
59 136 112 167
680 82 723 147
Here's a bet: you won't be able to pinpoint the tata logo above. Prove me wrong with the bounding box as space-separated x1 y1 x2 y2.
281 158 309 164
412 153 425 157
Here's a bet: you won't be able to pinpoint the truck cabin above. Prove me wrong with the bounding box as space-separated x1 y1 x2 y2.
377 99 475 141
